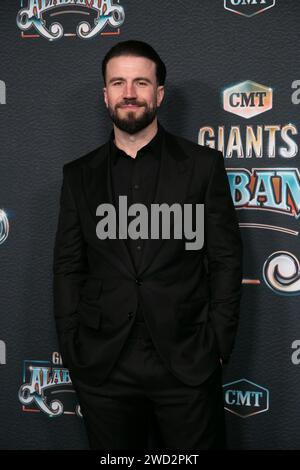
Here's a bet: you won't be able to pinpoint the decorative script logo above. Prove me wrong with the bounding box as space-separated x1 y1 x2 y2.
16 0 125 41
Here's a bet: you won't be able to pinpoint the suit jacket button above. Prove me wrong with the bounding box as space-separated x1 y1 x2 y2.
128 312 134 319
135 278 142 286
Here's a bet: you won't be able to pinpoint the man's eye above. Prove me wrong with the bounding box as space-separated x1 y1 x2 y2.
138 81 147 86
113 81 122 86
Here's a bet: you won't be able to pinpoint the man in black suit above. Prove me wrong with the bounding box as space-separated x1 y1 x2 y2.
53 40 243 450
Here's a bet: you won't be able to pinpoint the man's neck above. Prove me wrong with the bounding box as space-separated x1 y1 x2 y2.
113 119 158 159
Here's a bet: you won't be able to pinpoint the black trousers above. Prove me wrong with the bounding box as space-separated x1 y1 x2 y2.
72 321 227 451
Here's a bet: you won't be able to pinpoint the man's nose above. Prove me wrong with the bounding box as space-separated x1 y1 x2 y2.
123 82 137 98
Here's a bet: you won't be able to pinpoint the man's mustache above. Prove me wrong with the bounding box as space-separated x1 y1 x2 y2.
118 101 145 107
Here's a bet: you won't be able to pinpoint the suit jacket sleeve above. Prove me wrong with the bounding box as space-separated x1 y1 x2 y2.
204 150 243 363
52 164 88 361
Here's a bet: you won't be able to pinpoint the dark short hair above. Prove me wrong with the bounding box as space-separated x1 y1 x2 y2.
102 40 166 86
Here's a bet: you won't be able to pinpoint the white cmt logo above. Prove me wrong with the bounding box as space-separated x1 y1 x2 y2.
224 0 276 18
223 379 269 418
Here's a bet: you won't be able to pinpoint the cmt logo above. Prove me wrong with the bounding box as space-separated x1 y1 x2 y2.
224 0 276 17
223 379 269 418
223 80 272 118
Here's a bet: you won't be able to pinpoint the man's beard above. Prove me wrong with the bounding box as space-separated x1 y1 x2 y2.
108 102 157 135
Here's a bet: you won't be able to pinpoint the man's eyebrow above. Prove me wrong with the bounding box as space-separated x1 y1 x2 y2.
108 77 153 84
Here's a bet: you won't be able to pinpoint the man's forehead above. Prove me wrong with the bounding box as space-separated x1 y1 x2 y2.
107 55 155 72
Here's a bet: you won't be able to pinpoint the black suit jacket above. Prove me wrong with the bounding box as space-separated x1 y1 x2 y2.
53 125 243 387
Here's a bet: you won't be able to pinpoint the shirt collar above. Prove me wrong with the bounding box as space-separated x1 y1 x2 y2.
109 120 164 165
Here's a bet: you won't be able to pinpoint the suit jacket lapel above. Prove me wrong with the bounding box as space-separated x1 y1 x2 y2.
82 141 136 278
82 127 194 278
137 130 193 276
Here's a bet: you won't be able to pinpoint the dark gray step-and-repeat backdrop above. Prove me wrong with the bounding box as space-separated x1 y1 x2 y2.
1 0 299 450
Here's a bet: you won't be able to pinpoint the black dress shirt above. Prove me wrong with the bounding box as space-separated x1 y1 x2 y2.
109 121 164 322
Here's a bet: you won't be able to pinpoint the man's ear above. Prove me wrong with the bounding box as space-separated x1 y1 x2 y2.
103 86 108 108
157 85 165 107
